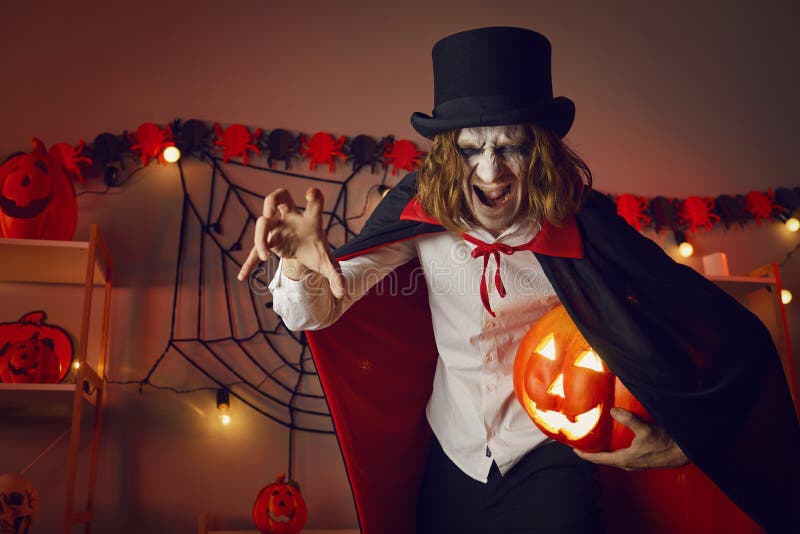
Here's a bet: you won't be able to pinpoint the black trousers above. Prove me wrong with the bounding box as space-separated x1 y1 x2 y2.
416 438 604 534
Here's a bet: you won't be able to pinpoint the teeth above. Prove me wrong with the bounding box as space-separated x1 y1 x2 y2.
474 185 512 207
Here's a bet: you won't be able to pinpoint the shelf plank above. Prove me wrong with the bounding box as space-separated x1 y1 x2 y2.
0 382 93 418
0 237 106 285
705 274 776 300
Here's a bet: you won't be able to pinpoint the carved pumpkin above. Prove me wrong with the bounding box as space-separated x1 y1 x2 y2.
0 311 73 384
513 304 649 452
252 473 308 534
0 138 77 240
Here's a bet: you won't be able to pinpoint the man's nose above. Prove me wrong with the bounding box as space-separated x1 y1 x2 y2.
474 155 503 183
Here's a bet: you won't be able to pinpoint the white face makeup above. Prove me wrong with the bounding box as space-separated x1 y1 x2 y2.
457 125 532 236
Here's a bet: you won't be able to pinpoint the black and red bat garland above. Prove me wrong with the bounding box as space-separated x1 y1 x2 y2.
3 118 798 235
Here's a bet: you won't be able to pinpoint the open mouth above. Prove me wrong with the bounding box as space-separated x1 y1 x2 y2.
268 508 296 523
0 192 52 219
528 401 603 441
473 185 512 209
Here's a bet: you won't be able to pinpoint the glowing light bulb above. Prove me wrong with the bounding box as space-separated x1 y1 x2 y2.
218 410 232 426
785 217 800 233
72 361 81 370
678 242 694 257
216 388 231 426
162 146 181 163
781 289 793 305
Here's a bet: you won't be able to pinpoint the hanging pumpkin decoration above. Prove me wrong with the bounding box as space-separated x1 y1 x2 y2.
0 311 73 384
0 138 77 240
0 473 39 534
513 305 650 452
252 473 308 534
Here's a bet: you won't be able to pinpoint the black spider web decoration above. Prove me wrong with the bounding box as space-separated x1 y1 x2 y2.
131 149 381 477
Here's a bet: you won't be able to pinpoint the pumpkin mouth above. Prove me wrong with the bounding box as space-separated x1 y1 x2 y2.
0 192 53 219
268 508 296 523
8 361 38 376
528 401 603 441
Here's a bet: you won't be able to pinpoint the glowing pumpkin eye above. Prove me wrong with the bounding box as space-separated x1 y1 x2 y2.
574 350 603 372
535 334 556 361
547 373 565 398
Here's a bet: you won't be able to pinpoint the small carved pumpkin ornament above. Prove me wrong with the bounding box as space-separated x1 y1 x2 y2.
0 138 77 239
0 311 73 384
513 305 650 452
252 473 308 534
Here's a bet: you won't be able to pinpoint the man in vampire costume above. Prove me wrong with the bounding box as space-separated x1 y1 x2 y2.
239 27 800 534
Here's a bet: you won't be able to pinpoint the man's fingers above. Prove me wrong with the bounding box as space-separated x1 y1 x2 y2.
610 408 649 435
317 248 345 299
304 187 324 223
237 246 260 281
254 216 275 261
263 188 296 218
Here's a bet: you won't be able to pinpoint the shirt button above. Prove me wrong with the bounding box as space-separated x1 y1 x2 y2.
486 321 496 329
488 430 496 438
485 351 495 363
486 383 495 392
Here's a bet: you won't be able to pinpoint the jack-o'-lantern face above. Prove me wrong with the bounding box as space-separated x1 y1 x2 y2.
0 311 72 384
514 305 616 452
0 138 77 239
252 473 308 534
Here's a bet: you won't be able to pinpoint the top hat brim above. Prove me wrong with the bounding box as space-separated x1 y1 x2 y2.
410 96 575 140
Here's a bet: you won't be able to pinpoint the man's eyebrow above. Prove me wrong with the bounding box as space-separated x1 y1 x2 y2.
457 141 483 148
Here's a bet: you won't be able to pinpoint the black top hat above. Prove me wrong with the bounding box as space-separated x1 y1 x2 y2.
410 27 575 139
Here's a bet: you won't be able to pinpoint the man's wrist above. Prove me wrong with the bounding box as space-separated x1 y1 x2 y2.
281 258 311 281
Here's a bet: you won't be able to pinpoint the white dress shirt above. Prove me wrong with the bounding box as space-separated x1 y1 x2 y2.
269 220 561 482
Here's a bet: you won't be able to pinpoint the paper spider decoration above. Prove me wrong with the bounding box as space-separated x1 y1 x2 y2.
680 196 720 232
129 123 175 165
714 195 749 228
300 132 346 172
649 196 682 233
615 194 651 230
90 133 127 168
48 140 92 183
745 190 782 224
173 119 212 156
347 134 382 173
382 138 425 175
774 187 800 212
263 129 299 170
214 123 262 164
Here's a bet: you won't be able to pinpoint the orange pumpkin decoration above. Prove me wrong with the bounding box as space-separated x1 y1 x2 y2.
0 138 77 240
513 304 649 452
252 473 308 534
0 311 73 384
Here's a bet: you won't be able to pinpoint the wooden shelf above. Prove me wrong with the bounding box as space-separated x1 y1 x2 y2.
0 225 113 534
705 273 776 300
0 237 109 285
0 382 96 418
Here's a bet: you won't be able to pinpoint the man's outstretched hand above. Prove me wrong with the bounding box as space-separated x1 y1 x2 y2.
573 408 689 471
237 187 345 298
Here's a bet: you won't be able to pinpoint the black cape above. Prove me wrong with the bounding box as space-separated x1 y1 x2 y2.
306 172 800 534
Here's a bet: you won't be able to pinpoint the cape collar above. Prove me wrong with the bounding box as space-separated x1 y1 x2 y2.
399 198 584 259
